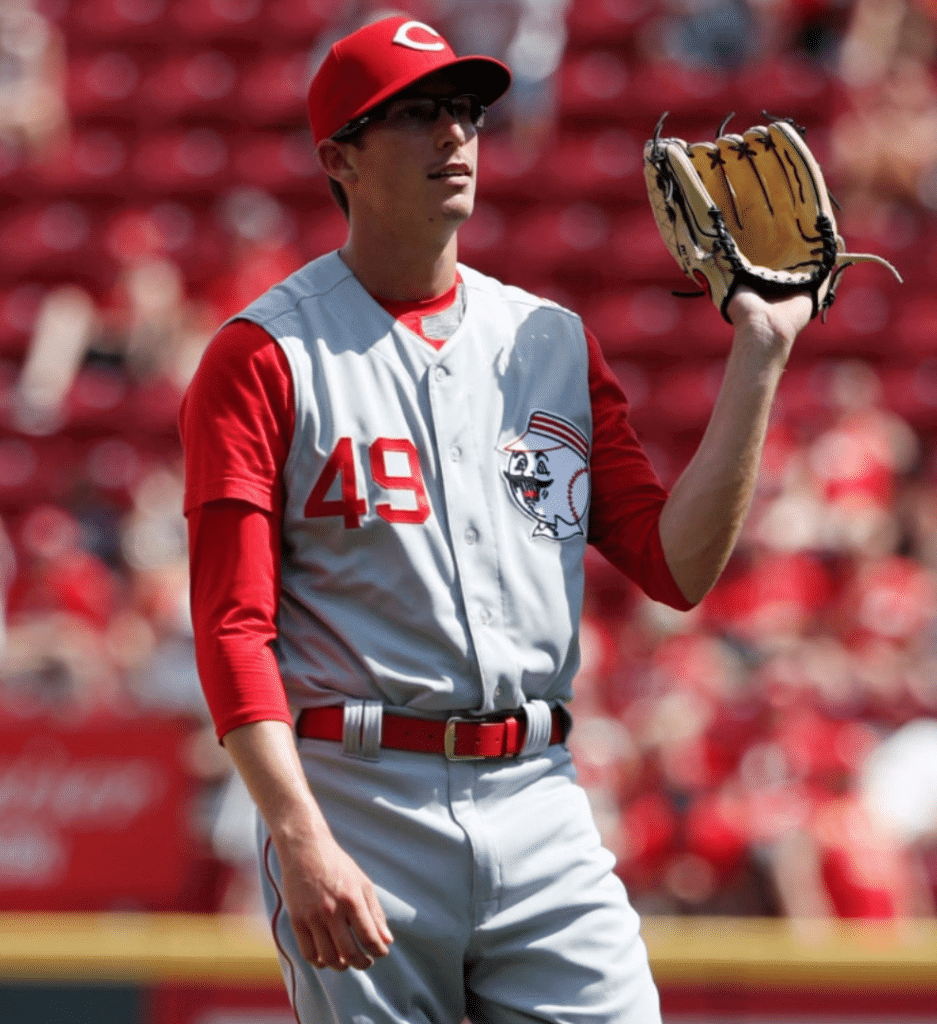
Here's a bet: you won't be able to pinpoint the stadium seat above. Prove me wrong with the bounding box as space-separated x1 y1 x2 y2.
297 207 347 263
137 50 239 124
232 132 320 196
130 129 231 195
165 0 263 41
512 202 613 277
878 361 937 431
68 0 168 45
64 365 132 434
558 49 631 124
895 294 937 359
476 136 542 202
616 60 732 129
801 281 893 358
582 285 684 356
237 50 312 127
66 51 142 122
608 208 687 283
565 0 653 51
0 285 46 358
645 361 726 431
0 203 103 284
30 130 130 196
456 201 510 279
542 128 643 202
261 0 339 42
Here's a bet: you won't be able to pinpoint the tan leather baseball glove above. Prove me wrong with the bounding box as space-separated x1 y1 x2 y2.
644 114 902 322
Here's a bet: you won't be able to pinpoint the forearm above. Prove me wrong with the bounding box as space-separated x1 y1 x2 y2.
222 719 334 855
659 291 807 603
222 718 393 970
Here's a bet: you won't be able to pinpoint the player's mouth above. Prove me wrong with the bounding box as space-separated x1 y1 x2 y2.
428 162 472 183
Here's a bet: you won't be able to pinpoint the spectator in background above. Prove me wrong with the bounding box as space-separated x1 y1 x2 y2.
0 0 68 158
830 0 937 214
13 284 97 435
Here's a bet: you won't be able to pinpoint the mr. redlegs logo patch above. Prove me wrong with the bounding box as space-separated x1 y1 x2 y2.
502 411 591 540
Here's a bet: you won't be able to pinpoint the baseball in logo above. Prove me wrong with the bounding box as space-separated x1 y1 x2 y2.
501 411 591 540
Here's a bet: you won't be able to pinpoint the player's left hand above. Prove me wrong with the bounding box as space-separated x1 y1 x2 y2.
726 286 813 359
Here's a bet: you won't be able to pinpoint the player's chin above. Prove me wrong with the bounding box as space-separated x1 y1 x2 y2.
440 189 475 222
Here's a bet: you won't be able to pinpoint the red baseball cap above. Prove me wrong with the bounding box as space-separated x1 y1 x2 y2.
308 16 512 144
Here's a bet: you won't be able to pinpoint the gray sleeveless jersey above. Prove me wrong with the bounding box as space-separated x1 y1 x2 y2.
233 252 594 719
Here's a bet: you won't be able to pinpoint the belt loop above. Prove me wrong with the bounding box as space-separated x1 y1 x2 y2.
519 700 552 758
342 701 364 758
360 701 383 760
342 700 383 760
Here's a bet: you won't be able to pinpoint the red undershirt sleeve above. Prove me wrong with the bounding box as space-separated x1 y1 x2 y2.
585 327 695 611
180 320 295 739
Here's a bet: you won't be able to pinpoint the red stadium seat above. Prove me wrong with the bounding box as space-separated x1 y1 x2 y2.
130 129 231 195
137 50 239 124
629 62 732 129
512 202 613 278
475 137 542 202
237 50 312 127
0 286 46 357
801 281 894 358
457 201 510 278
232 132 322 196
261 0 340 42
0 203 103 282
558 50 631 124
895 294 937 358
542 128 643 203
582 285 684 356
165 0 263 41
608 208 688 283
565 0 654 51
66 51 142 121
68 0 168 45
30 130 130 196
879 361 937 431
297 207 347 263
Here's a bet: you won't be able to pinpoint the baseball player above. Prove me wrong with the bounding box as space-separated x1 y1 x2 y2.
180 15 812 1024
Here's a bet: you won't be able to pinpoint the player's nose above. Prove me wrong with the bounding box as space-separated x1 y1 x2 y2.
436 109 470 146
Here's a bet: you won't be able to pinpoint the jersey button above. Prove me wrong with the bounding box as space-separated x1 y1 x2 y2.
464 527 478 545
478 607 491 625
433 366 447 382
450 445 462 462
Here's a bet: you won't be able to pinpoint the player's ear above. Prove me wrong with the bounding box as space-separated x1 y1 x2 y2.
317 139 358 185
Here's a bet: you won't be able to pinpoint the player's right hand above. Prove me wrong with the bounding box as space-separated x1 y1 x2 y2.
278 831 394 971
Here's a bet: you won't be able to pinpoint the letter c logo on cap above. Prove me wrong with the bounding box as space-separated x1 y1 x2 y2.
393 20 446 51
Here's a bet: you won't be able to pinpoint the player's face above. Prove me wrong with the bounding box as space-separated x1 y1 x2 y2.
345 73 481 237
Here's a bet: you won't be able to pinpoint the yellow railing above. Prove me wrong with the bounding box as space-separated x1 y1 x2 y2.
1 914 937 988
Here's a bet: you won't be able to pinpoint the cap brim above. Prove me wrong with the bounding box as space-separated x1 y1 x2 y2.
334 54 511 137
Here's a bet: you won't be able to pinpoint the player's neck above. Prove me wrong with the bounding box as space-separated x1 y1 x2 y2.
339 229 459 302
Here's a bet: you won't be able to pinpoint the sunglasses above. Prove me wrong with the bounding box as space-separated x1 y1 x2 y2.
332 94 487 141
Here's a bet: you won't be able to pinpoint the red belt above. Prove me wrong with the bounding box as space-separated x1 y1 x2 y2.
296 705 565 760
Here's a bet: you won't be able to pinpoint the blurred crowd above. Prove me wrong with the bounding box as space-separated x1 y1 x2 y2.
1 0 936 918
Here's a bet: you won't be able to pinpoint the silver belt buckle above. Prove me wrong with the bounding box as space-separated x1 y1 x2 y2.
444 716 485 761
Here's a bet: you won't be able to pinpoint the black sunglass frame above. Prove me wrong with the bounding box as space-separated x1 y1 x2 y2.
331 94 487 141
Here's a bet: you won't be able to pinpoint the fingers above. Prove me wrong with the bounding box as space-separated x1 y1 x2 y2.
294 888 394 972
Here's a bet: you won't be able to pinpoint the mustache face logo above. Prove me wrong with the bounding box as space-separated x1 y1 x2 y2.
505 451 554 508
501 412 590 541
